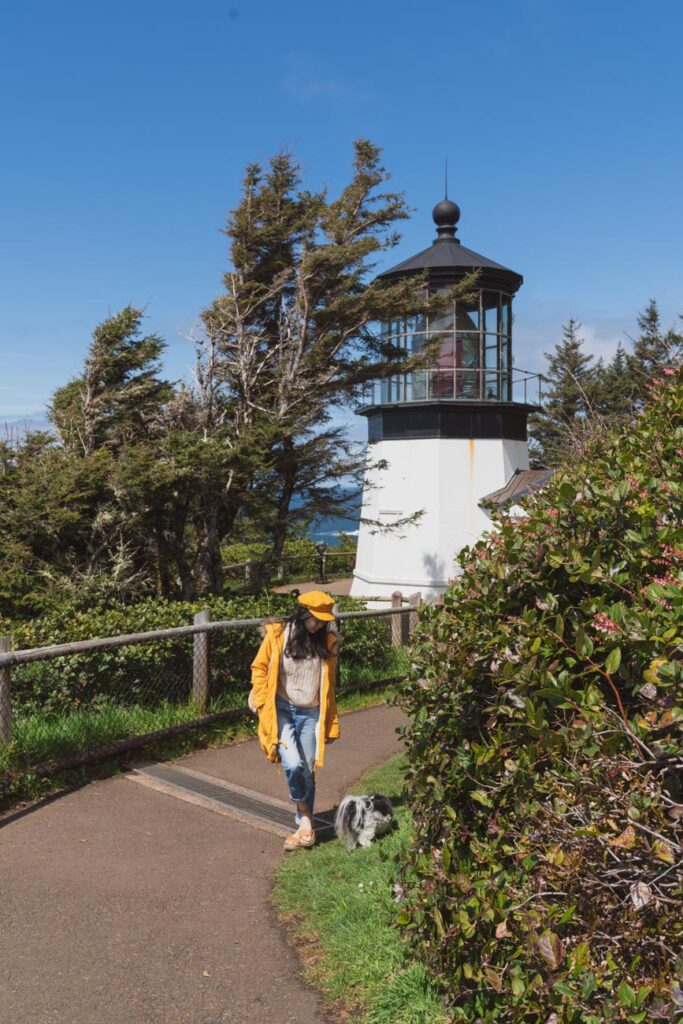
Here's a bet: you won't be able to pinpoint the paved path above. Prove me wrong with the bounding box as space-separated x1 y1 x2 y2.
271 577 353 596
0 703 407 1024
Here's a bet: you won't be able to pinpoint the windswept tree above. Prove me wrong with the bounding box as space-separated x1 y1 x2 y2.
0 144 474 610
32 307 178 602
50 305 173 455
0 431 112 615
194 140 474 590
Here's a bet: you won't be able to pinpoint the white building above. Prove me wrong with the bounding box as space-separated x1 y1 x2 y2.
351 198 541 600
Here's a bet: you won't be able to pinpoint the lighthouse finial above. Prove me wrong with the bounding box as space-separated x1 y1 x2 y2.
445 157 448 200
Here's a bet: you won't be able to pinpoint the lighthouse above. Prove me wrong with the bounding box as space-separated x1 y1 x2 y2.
350 197 539 600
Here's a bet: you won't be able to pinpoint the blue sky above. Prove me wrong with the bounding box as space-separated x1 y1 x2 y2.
1 0 682 426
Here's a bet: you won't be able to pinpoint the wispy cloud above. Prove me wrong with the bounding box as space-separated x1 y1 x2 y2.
280 52 375 103
1 411 52 438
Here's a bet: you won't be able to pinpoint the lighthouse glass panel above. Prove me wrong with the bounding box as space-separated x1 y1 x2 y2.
482 292 501 399
501 297 512 399
374 289 514 404
423 304 452 398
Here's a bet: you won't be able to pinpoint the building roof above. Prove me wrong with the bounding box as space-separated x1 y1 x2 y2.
479 468 555 508
379 198 523 293
380 239 521 281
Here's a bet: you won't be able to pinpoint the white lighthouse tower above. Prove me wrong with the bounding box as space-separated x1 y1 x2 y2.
351 197 538 600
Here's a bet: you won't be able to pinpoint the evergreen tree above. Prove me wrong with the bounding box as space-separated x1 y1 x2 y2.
49 306 172 455
0 432 112 614
195 139 474 591
529 319 597 466
39 307 179 600
0 144 474 610
626 299 683 409
593 342 634 421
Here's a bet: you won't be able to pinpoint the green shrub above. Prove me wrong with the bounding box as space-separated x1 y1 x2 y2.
400 368 683 1022
221 537 357 583
5 594 292 716
337 604 394 678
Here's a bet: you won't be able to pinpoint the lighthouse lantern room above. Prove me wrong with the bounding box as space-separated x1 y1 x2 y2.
350 197 540 600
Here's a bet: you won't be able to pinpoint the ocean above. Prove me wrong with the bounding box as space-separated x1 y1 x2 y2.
309 512 360 544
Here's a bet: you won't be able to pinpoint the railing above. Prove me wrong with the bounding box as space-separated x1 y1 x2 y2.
359 366 542 407
0 595 420 794
223 548 357 584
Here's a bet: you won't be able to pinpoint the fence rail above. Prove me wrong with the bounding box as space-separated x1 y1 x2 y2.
0 595 419 792
223 547 357 584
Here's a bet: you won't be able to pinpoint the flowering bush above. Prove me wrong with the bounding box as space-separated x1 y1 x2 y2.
400 369 682 1021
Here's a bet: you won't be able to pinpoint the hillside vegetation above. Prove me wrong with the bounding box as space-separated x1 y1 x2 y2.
400 368 682 1022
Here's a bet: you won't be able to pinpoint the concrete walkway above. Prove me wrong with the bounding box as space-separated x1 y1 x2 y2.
271 577 353 596
0 703 407 1024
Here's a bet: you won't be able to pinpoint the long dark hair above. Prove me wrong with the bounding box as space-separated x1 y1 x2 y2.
283 607 331 660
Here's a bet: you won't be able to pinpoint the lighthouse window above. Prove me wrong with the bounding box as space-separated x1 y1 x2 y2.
483 292 500 336
456 331 479 399
456 300 479 332
406 313 426 334
501 297 511 337
500 333 511 400
484 336 500 399
410 332 427 356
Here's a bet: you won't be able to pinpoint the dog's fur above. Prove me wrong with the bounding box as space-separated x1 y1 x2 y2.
334 794 395 850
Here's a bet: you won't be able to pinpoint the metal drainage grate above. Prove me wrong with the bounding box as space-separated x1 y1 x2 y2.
128 762 334 838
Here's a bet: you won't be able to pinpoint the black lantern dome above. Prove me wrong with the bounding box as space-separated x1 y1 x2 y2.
360 198 538 444
379 198 523 293
432 197 460 238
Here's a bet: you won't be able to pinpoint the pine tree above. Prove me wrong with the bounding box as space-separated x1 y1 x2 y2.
49 306 172 455
195 139 474 592
0 431 112 614
592 342 635 420
626 299 683 409
38 307 179 600
0 145 474 608
529 320 597 466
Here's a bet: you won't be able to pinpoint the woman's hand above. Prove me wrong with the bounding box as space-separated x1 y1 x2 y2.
248 689 259 715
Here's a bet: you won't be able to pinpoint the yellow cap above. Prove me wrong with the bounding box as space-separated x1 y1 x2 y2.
297 590 336 621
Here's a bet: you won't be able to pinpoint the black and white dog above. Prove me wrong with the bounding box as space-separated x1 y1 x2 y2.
334 794 395 850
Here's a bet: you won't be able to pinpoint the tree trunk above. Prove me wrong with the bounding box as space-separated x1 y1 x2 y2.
196 497 240 596
270 448 298 578
152 522 174 598
176 547 196 601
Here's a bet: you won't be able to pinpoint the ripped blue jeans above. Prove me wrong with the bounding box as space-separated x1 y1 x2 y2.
276 696 319 824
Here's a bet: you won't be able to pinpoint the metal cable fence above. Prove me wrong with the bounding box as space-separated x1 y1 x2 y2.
0 600 418 793
222 548 357 587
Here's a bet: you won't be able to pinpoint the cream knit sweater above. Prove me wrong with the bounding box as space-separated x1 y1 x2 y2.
276 625 323 707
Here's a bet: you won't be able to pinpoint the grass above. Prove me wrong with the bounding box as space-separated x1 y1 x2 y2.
1 640 408 778
272 754 449 1024
2 694 240 770
0 684 401 808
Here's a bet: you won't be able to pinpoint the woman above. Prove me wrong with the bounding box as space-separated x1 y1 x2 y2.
248 590 340 851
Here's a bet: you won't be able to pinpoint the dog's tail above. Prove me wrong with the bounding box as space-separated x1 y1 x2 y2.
334 795 366 850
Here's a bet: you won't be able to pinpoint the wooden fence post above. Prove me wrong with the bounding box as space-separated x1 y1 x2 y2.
331 602 342 690
391 591 404 646
192 610 210 713
0 636 11 744
408 592 422 638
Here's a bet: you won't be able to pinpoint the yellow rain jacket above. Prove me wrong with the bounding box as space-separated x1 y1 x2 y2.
250 623 340 768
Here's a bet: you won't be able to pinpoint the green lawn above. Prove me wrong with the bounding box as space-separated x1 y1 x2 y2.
0 685 402 805
272 754 449 1024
